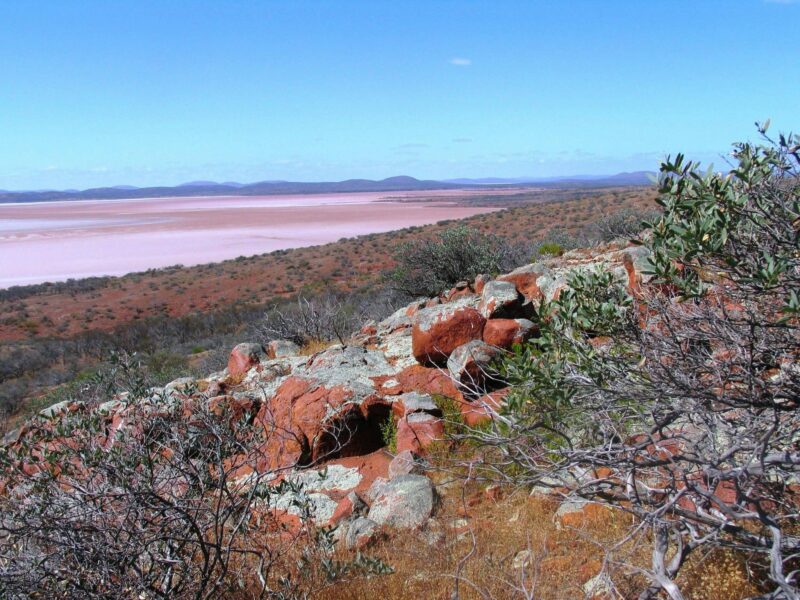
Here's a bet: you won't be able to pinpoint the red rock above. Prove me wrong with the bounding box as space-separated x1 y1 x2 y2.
483 318 537 349
473 274 491 294
396 414 445 453
444 287 475 302
323 449 392 496
208 395 259 421
412 303 486 366
360 323 378 335
394 365 464 401
622 253 641 296
460 388 509 427
498 269 543 303
255 377 358 470
227 343 266 379
330 493 362 525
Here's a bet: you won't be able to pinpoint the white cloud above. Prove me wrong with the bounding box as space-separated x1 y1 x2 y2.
448 57 472 66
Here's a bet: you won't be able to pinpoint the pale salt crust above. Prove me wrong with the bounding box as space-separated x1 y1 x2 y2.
0 190 503 287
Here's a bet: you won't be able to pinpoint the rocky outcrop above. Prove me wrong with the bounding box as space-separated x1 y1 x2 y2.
7 239 653 546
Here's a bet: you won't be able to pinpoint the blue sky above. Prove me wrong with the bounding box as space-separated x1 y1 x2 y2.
0 0 797 190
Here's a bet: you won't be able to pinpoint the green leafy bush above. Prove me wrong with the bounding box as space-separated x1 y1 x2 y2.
470 126 800 598
534 241 563 257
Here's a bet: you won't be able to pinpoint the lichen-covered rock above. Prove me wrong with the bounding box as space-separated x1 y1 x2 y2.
266 339 300 359
227 343 266 379
498 263 551 302
391 392 441 418
479 280 525 319
447 340 500 389
367 474 436 529
254 346 396 470
412 299 486 366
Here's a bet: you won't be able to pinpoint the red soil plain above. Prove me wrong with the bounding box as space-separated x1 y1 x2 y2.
0 186 657 343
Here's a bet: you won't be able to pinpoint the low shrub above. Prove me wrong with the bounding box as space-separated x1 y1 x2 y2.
387 225 532 297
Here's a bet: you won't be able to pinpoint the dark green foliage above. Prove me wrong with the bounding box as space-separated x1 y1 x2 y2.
387 225 531 297
647 122 800 311
484 127 800 598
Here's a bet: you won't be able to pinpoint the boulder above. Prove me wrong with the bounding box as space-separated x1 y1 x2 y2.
227 343 266 379
367 474 436 529
447 340 500 389
479 280 525 319
39 400 71 419
164 377 196 394
394 365 464 401
483 318 537 349
267 339 300 359
412 300 486 366
498 263 550 302
396 413 445 454
391 392 441 418
345 517 380 549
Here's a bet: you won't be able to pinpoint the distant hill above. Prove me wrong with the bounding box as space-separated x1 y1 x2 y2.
0 172 654 204
444 171 655 187
0 176 469 204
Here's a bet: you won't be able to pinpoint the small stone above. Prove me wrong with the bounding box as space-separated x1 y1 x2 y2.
345 517 379 550
388 450 425 479
512 550 532 571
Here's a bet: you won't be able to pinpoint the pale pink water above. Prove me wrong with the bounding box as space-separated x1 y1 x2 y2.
0 191 500 288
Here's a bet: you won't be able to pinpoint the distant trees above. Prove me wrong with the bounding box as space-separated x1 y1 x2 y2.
464 126 800 599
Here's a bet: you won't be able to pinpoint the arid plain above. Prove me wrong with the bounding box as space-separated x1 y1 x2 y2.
0 190 503 287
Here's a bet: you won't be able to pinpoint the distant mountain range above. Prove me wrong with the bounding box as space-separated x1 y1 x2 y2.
0 172 654 204
443 171 655 187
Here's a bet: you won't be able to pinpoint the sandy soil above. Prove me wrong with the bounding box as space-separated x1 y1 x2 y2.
0 191 499 287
